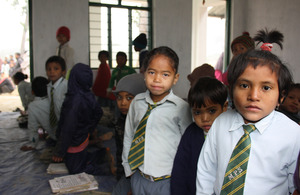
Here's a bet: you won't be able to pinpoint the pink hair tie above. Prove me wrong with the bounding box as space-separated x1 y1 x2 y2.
260 43 273 51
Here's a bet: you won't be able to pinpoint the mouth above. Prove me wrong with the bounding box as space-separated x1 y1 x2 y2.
245 105 261 111
201 125 211 131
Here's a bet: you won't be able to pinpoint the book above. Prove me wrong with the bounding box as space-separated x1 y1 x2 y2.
49 172 98 194
47 163 69 174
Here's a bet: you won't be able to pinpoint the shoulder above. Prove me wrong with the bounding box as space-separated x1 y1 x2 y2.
168 93 189 108
184 123 204 137
272 111 300 131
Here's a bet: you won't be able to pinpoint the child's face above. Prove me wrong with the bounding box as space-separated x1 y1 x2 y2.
116 91 134 115
232 43 248 57
233 65 279 124
56 34 68 45
46 62 65 84
192 100 227 133
99 54 108 64
280 88 300 114
116 56 127 67
144 54 179 102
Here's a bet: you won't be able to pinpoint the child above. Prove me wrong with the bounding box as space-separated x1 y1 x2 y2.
45 56 68 130
92 50 114 107
122 46 192 194
220 32 255 86
171 77 228 195
196 35 300 194
56 26 74 78
20 76 54 151
187 63 215 86
112 73 147 195
106 51 136 95
52 63 110 175
133 33 149 73
277 83 300 124
12 72 34 113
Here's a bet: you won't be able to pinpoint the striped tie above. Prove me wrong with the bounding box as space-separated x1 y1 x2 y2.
128 103 157 171
220 124 256 195
49 87 57 127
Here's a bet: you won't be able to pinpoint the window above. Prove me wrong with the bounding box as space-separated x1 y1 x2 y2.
89 0 152 69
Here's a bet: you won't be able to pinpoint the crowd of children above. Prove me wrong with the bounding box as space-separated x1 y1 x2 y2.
8 25 300 195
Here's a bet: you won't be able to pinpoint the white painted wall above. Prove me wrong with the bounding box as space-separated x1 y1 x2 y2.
232 0 300 83
152 0 193 98
32 0 89 78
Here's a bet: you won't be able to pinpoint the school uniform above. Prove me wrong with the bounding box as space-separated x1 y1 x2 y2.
18 80 34 110
171 122 205 195
122 90 192 194
56 43 74 71
196 109 300 195
27 96 55 148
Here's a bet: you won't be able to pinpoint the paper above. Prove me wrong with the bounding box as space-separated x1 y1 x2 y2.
47 163 69 174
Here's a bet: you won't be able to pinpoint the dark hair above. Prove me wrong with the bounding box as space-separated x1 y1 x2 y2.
98 50 109 60
45 56 66 71
143 46 179 73
116 51 127 60
284 83 300 96
32 76 49 97
13 72 28 82
227 50 293 105
188 77 228 108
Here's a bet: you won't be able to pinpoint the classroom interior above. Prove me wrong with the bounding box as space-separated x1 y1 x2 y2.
1 0 300 194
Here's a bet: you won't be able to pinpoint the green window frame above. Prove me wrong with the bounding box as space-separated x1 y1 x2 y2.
89 0 152 69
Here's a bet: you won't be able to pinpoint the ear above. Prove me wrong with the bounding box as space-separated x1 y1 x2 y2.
222 101 228 112
173 73 179 85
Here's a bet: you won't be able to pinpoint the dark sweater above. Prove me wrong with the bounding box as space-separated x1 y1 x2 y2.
171 122 205 195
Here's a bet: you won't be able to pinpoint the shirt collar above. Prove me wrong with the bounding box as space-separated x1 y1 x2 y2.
48 77 64 89
136 89 178 105
229 110 275 134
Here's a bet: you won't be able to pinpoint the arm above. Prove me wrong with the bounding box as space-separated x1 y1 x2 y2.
18 83 27 110
178 103 193 134
64 46 74 69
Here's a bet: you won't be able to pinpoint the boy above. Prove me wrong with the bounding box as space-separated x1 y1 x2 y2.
132 33 149 73
45 56 68 132
20 76 54 151
278 83 300 124
122 46 192 194
106 52 136 95
92 50 114 107
112 73 147 195
56 26 74 76
171 77 228 195
196 50 300 194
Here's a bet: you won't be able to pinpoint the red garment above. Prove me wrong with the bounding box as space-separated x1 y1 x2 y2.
92 62 113 99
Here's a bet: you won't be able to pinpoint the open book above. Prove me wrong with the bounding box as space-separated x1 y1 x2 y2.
49 172 98 194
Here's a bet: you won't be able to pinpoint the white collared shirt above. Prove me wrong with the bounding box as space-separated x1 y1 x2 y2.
196 109 300 195
122 90 193 177
47 77 68 122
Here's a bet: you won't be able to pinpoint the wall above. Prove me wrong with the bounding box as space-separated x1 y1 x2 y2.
152 0 193 98
232 0 300 83
32 0 89 78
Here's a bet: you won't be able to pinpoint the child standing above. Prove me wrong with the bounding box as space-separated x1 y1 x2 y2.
45 56 68 131
112 73 147 195
12 72 34 112
171 77 228 195
52 63 109 175
122 46 192 194
20 76 54 151
92 50 114 107
133 33 149 73
56 26 74 78
277 83 300 124
196 47 300 194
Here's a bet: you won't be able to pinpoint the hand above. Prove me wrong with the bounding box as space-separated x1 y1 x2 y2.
20 145 35 151
52 155 63 162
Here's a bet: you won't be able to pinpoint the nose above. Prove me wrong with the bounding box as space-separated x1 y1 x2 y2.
121 98 127 106
248 87 260 101
153 74 161 82
201 113 210 122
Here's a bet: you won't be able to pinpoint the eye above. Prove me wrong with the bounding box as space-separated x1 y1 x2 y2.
148 71 155 75
163 73 170 77
193 110 201 115
262 86 271 91
126 96 133 101
116 95 122 100
208 109 217 114
240 83 248 89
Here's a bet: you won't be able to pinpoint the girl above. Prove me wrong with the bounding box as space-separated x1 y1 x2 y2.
12 72 34 113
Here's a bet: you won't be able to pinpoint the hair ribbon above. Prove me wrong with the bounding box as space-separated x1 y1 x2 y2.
260 43 273 51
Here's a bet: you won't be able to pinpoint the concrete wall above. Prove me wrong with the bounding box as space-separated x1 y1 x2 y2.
32 0 89 78
232 0 300 83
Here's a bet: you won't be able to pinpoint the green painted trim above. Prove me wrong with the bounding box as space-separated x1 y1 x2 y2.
29 0 34 80
224 0 231 71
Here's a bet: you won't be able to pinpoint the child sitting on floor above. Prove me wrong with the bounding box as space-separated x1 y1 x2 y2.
20 76 54 151
171 77 228 195
52 63 112 175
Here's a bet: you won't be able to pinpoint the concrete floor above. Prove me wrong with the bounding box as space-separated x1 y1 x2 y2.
0 89 23 112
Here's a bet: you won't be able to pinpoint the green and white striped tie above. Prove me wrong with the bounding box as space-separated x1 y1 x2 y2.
128 103 157 171
220 124 256 195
